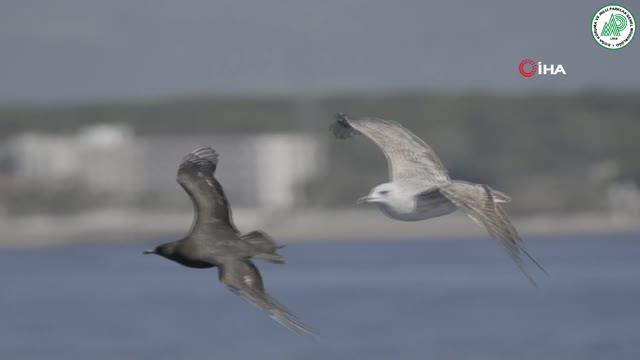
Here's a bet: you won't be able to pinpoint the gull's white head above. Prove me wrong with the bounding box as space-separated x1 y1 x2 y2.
357 183 398 204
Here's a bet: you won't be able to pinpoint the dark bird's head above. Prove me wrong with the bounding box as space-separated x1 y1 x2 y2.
143 243 177 259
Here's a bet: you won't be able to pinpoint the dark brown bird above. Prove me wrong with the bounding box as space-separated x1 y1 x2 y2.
145 146 314 337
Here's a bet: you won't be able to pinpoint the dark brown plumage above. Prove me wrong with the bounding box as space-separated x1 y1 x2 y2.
145 146 314 337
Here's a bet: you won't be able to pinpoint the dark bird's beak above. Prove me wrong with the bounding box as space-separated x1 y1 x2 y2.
143 249 156 255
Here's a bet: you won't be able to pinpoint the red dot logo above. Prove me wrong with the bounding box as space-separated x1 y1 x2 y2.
518 59 537 78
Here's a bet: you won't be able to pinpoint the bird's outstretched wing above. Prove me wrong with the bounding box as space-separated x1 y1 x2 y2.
332 113 450 193
439 181 546 286
177 146 239 234
218 258 315 337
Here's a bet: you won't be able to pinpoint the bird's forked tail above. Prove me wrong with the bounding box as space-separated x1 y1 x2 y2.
241 231 285 264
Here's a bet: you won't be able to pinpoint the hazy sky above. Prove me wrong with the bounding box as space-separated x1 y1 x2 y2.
1 0 638 103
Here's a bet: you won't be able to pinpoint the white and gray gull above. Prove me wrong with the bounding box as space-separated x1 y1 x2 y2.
145 146 315 337
332 113 546 285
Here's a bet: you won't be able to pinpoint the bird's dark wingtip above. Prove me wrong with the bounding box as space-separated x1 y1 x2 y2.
332 112 358 139
179 146 220 175
189 146 219 163
335 112 350 122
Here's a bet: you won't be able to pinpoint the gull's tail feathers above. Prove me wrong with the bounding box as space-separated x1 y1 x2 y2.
489 188 511 203
440 181 546 286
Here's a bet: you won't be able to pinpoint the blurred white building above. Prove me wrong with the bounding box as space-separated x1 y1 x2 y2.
136 133 325 210
76 125 138 193
607 180 640 224
9 124 137 193
8 124 326 211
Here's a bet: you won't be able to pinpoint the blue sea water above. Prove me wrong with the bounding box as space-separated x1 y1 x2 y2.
1 233 639 359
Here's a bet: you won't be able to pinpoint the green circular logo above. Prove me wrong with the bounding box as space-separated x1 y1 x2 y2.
592 4 635 49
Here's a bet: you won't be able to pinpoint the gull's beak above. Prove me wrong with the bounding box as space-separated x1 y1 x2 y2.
143 249 156 255
357 195 372 204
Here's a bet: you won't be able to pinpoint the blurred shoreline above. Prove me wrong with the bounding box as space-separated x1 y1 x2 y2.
1 209 637 248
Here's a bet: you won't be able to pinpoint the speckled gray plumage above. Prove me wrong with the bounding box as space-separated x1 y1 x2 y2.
334 113 545 285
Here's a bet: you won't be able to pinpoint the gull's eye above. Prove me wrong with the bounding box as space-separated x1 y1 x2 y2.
379 190 390 195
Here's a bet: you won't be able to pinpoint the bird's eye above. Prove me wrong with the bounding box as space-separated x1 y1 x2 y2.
379 190 390 195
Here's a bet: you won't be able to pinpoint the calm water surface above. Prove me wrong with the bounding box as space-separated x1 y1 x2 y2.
1 233 639 359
